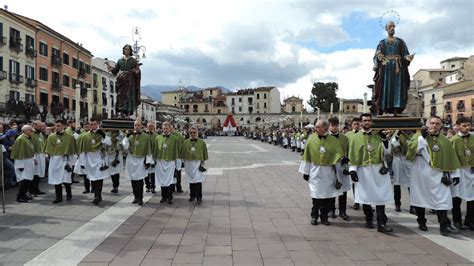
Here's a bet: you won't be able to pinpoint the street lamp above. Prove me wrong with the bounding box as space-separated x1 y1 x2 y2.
132 27 146 61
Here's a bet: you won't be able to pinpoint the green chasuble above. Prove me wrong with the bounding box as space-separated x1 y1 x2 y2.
303 134 343 166
128 132 151 157
173 132 185 158
11 134 35 160
451 134 474 167
345 131 358 140
153 134 179 161
348 131 384 166
406 133 461 171
31 131 46 154
44 132 76 156
333 133 349 156
295 132 301 140
148 132 159 153
77 131 105 153
65 127 74 135
181 139 209 161
393 131 412 156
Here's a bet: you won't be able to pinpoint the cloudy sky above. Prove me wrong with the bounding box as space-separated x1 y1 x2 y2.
7 0 474 106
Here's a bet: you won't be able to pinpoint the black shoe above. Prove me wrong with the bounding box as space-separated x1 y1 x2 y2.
339 213 350 221
92 198 100 205
409 206 416 215
24 195 33 201
132 198 138 204
365 220 374 229
66 195 72 201
353 203 360 210
377 224 393 233
16 197 29 203
167 198 173 204
440 226 460 236
328 211 337 219
111 188 118 194
418 223 428 231
82 190 90 194
138 199 143 205
197 198 202 204
189 197 195 202
52 198 63 204
395 205 401 212
464 221 474 231
453 222 466 230
177 189 184 193
160 198 166 203
151 188 156 194
310 217 318 225
321 220 331 226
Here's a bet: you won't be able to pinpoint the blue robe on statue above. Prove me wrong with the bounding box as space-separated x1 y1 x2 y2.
373 37 411 115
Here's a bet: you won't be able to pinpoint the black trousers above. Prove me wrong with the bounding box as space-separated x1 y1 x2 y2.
330 192 348 213
175 170 182 191
131 180 144 200
55 183 72 200
17 180 32 199
111 173 120 188
145 173 156 189
83 175 90 192
415 207 451 228
453 197 474 225
363 205 387 225
311 198 331 221
189 183 202 199
91 180 103 200
394 185 401 207
29 175 42 194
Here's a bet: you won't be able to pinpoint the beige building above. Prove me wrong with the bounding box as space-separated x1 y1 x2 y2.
443 80 474 124
161 89 187 107
91 58 117 119
342 99 364 113
226 87 280 114
0 8 37 121
282 96 303 113
161 87 227 115
136 95 157 122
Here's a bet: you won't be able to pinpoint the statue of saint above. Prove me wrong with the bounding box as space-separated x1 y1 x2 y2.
106 44 141 118
373 21 414 116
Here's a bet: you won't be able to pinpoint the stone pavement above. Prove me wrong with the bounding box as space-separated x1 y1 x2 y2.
1 137 473 266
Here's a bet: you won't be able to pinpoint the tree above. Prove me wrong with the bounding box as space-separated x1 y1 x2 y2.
307 82 340 112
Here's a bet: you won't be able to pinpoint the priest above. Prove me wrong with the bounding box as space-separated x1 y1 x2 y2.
122 120 153 205
11 125 36 203
348 113 393 233
171 124 185 193
390 130 414 212
145 122 158 193
449 117 474 230
406 116 461 236
153 122 179 204
45 120 76 203
299 119 344 226
30 121 47 196
181 126 209 204
78 118 111 205
107 130 124 194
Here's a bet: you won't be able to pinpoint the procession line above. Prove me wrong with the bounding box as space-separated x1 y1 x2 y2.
25 194 152 266
346 192 474 262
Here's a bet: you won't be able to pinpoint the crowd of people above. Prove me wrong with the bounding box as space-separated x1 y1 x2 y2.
245 115 473 237
1 119 208 206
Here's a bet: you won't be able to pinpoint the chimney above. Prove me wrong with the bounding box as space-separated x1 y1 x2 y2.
4 5 8 10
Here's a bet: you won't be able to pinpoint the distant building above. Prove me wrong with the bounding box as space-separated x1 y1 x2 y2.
282 96 304 113
91 58 116 119
226 87 280 114
137 95 157 122
342 99 365 113
443 80 474 125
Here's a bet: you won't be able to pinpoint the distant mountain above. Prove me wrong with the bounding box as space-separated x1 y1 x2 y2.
141 85 233 101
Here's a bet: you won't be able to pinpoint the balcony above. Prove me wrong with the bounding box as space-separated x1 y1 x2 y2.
52 82 61 91
51 56 62 68
0 71 6 80
9 73 24 84
25 48 37 58
0 36 6 47
26 78 38 88
9 38 23 52
80 88 88 98
79 68 87 78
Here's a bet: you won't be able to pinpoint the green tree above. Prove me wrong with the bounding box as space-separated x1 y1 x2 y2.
307 82 340 112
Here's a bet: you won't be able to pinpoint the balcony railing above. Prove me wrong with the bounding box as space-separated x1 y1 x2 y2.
9 38 23 52
26 48 37 58
9 73 24 84
26 78 38 88
51 56 62 68
0 71 6 80
0 36 6 46
52 82 61 91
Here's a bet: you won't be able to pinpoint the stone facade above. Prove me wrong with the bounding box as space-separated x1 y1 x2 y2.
282 96 303 113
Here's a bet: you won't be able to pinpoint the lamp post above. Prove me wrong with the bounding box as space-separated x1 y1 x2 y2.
132 27 146 61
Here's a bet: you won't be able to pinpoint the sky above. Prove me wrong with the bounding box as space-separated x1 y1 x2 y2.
5 0 474 108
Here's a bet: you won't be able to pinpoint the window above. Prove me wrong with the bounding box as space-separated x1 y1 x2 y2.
257 94 260 99
238 107 242 112
0 22 3 37
39 67 48 81
0 56 3 71
9 91 20 101
25 94 34 103
264 102 267 109
63 97 69 109
102 77 107 88
264 93 267 99
102 92 107 105
110 80 114 93
52 95 60 104
248 107 253 113
72 58 79 69
72 78 77 89
39 42 48 56
52 72 60 86
63 75 70 87
232 107 235 113
72 100 76 110
25 35 34 50
292 106 296 112
63 53 69 65
204 104 209 112
40 92 48 106
93 73 98 87
452 64 455 68
231 98 235 104
9 60 20 81
85 64 91 74
256 103 260 109
239 97 242 102
25 65 34 79
352 105 356 109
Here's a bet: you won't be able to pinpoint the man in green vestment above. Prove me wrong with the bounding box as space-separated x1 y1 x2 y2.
30 121 46 196
145 122 158 194
171 124 185 193
11 125 36 203
345 117 361 210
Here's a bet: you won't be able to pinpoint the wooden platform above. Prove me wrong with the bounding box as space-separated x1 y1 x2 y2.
372 116 424 130
101 119 134 130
